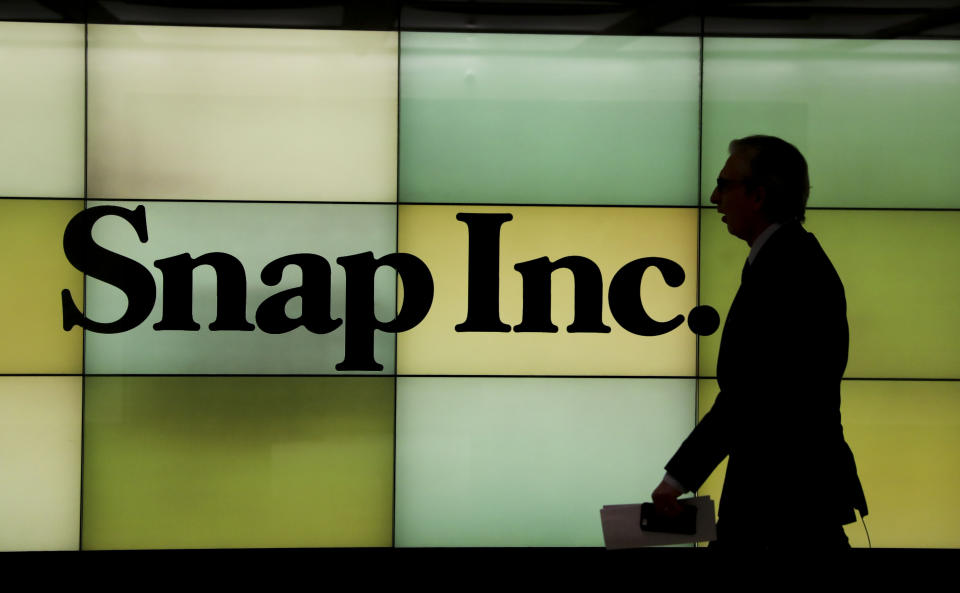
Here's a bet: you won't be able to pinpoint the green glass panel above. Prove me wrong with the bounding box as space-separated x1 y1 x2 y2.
0 22 84 198
400 33 700 205
0 199 83 373
395 377 695 546
840 381 960 548
699 210 960 379
83 201 396 374
0 377 81 551
701 38 960 208
87 25 398 202
82 376 394 549
696 209 742 379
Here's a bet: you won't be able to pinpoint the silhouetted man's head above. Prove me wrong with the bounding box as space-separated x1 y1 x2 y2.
711 135 810 245
730 135 810 223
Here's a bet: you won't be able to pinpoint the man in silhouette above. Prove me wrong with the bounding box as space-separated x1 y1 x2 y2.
651 135 867 548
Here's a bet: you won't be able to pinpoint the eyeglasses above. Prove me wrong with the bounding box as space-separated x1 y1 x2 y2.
714 177 750 193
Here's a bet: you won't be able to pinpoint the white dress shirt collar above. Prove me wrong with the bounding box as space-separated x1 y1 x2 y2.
748 222 782 265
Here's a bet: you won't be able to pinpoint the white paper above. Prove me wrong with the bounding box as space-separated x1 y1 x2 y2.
600 496 717 549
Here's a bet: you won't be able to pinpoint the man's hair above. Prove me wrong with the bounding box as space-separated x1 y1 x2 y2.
729 135 810 223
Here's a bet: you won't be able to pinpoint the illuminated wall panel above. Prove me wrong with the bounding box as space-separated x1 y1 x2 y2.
398 205 699 376
0 22 84 198
840 381 960 548
0 377 81 551
86 26 398 202
83 201 396 375
694 381 725 529
395 377 694 546
0 16 955 552
695 211 741 380
699 210 960 379
0 199 83 374
82 376 394 549
698 380 960 549
701 38 960 209
399 33 700 205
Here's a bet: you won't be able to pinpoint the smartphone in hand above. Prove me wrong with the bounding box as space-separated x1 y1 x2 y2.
640 501 698 535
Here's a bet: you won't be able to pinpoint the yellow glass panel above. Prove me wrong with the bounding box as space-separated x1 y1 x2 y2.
87 25 398 202
841 381 960 548
0 199 83 374
697 379 960 548
0 376 81 551
695 380 725 527
398 205 698 376
82 376 394 549
810 211 960 379
0 22 84 198
699 210 960 379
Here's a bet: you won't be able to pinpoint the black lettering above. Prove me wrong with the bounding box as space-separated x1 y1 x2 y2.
608 257 685 336
336 252 434 371
61 205 156 333
454 212 512 332
153 252 254 331
256 254 342 334
513 256 611 333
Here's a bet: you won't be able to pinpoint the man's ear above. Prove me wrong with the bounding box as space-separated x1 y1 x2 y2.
750 185 767 212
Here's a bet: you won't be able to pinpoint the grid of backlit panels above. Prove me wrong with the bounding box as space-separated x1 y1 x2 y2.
1 22 958 550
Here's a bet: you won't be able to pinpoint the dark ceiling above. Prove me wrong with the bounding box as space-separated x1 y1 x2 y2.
1 1 959 38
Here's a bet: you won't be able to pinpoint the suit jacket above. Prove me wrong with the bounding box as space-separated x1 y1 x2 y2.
666 222 867 529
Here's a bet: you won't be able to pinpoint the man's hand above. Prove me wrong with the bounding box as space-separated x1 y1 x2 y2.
651 479 685 517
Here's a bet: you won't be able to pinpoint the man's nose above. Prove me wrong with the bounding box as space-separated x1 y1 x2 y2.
710 189 719 205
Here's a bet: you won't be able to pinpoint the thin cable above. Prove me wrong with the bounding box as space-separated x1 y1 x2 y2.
861 511 872 548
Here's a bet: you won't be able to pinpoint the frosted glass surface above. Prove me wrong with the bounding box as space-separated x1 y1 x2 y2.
395 377 695 546
0 377 81 551
0 22 84 198
84 201 397 374
694 381 725 528
398 205 699 376
82 376 394 549
400 33 700 205
698 210 960 379
698 379 960 549
698 380 960 548
841 381 960 548
701 38 960 208
87 25 398 202
0 199 83 373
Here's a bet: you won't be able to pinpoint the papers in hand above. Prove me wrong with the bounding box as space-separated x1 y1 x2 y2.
600 496 717 549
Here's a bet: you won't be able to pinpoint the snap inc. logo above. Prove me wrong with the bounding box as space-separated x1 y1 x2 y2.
62 206 720 371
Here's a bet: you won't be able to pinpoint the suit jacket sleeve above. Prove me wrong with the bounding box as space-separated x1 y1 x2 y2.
664 388 733 492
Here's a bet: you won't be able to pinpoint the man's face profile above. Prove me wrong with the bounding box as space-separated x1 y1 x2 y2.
710 151 766 244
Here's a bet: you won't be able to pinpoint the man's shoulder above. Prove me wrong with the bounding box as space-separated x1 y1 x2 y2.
757 223 834 271
751 222 844 297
